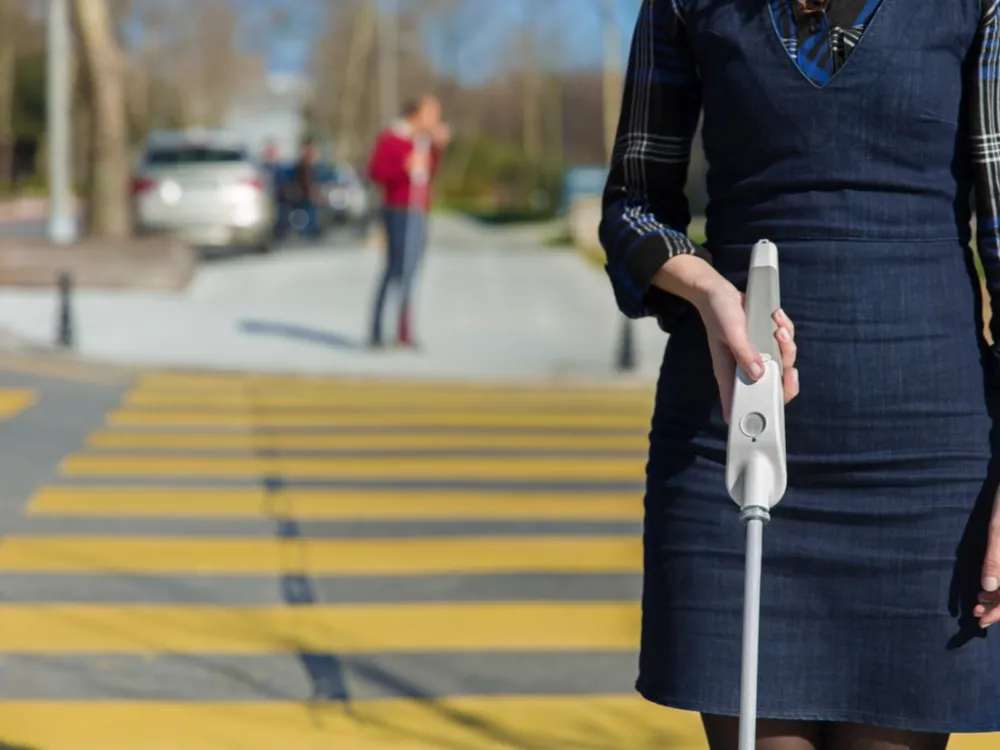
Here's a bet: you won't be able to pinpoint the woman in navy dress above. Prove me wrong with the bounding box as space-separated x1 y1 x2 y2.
600 1 1000 748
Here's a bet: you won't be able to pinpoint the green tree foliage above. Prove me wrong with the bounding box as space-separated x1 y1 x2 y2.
438 133 564 222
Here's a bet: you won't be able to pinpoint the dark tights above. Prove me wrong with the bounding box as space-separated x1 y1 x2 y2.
702 715 950 750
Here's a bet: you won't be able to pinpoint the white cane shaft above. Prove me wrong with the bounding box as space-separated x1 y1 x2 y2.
739 517 764 750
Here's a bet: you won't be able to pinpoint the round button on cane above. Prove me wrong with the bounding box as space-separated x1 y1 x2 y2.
739 412 767 438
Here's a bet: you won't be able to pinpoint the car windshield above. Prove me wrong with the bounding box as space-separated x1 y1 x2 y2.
145 146 247 165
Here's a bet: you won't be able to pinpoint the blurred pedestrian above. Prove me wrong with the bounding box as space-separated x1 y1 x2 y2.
260 140 282 233
276 135 322 240
261 139 279 171
367 95 451 349
261 140 280 186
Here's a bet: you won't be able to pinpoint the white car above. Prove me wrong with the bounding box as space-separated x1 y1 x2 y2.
131 129 275 253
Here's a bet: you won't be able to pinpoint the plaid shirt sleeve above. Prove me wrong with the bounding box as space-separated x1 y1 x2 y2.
598 0 704 329
973 0 1000 343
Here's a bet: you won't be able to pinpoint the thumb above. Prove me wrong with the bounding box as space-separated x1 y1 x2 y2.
725 325 765 382
984 496 1000 593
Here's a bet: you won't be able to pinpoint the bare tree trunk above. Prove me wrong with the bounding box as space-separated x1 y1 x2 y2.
518 4 543 163
600 0 622 162
545 73 563 165
0 1 16 187
73 0 131 238
521 50 541 161
337 0 378 163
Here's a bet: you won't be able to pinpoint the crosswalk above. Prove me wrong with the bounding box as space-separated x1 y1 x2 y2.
0 372 710 749
0 371 991 749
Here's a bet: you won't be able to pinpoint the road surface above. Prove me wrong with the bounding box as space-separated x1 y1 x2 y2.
0 360 686 749
0 358 991 749
0 215 669 381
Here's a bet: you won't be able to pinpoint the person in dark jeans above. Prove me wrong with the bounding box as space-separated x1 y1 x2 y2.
275 136 321 240
367 95 451 348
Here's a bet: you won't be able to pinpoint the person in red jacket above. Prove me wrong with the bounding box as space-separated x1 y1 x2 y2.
367 94 451 349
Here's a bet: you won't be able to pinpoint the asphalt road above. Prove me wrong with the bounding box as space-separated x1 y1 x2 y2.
0 359 713 750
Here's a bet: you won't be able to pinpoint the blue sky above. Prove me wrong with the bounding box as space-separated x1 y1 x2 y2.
264 0 644 78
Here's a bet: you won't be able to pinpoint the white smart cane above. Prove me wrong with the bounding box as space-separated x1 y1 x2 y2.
725 239 788 750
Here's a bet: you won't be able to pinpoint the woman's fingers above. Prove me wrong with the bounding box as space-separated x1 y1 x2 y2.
976 597 1000 628
773 309 799 403
783 366 800 402
975 591 1000 620
773 307 795 338
978 489 1000 629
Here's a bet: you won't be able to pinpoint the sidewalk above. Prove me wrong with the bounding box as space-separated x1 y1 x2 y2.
0 218 669 383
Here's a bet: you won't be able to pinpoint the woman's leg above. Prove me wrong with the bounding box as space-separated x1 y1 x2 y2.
396 210 427 346
702 714 826 750
369 209 405 346
824 723 948 750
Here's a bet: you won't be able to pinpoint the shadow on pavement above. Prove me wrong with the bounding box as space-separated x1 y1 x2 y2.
242 387 691 749
239 319 366 350
197 245 266 263
262 473 352 705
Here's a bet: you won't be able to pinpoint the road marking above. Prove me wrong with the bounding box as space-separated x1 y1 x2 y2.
58 453 645 480
27 486 641 520
0 602 639 652
0 353 132 385
0 535 641 574
122 388 653 409
0 387 36 419
135 371 655 394
105 409 650 429
0 698 992 750
84 430 647 451
0 696 712 750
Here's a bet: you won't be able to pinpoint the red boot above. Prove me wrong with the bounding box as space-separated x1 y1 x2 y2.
397 307 413 347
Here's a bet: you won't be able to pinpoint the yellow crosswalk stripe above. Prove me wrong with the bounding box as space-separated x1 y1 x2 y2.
27 486 641 520
0 602 638 652
0 535 641 574
0 373 687 746
85 430 647 451
105 409 650 429
0 699 991 750
123 388 653 409
0 697 710 750
135 371 654 394
0 387 35 419
58 453 645 480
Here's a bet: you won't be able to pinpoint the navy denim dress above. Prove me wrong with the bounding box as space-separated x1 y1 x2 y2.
638 0 1000 733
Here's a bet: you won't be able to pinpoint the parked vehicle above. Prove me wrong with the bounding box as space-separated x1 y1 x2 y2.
131 129 275 253
272 160 376 238
314 163 377 231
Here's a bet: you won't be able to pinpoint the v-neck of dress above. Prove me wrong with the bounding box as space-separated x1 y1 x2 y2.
765 0 893 90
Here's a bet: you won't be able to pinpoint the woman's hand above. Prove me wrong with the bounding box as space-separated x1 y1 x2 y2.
975 489 1000 628
694 277 800 423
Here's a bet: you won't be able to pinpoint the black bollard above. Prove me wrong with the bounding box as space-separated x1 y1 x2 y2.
56 272 73 348
616 316 636 372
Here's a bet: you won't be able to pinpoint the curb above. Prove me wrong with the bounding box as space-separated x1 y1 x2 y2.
0 197 83 225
